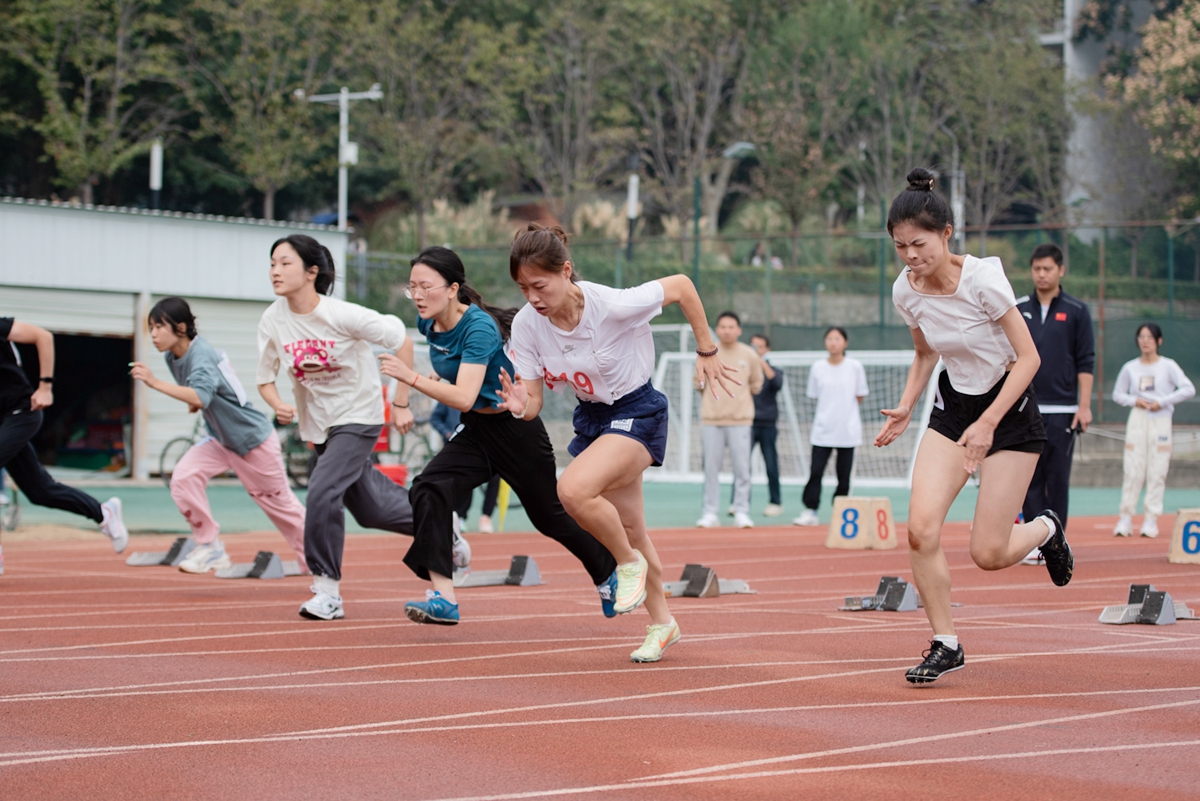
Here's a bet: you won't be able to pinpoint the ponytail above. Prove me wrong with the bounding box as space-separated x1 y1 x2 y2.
271 234 336 295
411 246 518 340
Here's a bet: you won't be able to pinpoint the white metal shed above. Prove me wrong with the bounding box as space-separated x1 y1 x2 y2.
0 197 348 479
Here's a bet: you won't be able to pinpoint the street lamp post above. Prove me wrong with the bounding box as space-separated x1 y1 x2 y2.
297 84 383 231
625 153 639 265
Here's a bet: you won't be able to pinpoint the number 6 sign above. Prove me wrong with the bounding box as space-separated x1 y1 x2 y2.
1168 510 1200 564
824 497 899 551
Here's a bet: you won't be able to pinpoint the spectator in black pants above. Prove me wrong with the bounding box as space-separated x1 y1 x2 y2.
1015 243 1094 564
0 317 128 553
734 334 785 517
431 401 502 532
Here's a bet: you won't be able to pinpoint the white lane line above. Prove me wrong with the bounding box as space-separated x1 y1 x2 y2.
2 685 1197 772
414 740 1200 801
0 616 931 657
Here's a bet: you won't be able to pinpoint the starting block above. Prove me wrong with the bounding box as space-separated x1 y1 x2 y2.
215 551 304 580
825 497 898 550
841 576 922 612
125 536 197 567
453 555 542 588
1168 510 1200 564
1099 584 1198 625
663 563 756 598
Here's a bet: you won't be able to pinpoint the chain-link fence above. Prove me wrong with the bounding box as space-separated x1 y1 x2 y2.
350 221 1200 424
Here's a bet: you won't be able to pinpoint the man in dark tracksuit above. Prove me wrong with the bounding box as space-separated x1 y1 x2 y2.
1016 244 1094 559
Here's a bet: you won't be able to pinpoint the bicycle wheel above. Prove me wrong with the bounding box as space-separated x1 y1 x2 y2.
159 437 194 487
399 431 434 479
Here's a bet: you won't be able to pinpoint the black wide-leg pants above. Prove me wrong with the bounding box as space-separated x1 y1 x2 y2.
406 411 616 584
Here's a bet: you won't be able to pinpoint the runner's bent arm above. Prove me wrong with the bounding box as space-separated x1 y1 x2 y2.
129 363 203 408
8 321 55 410
658 274 739 397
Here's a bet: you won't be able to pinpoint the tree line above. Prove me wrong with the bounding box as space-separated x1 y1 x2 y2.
0 0 1078 248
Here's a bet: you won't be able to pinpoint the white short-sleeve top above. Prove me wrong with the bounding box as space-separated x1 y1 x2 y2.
892 255 1018 395
508 280 664 404
256 296 407 444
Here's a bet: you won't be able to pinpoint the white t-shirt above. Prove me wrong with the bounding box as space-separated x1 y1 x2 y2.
893 255 1018 395
508 280 664 404
256 296 407 444
1113 356 1195 419
807 357 869 447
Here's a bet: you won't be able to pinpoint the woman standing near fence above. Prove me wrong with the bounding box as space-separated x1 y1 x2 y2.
130 297 307 574
1112 323 1195 538
378 246 618 626
875 168 1073 684
793 326 869 527
257 234 419 621
499 223 737 662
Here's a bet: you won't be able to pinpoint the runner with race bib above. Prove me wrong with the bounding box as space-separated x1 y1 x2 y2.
499 223 738 662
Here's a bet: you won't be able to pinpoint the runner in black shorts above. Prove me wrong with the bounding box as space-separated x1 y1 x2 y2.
875 169 1072 684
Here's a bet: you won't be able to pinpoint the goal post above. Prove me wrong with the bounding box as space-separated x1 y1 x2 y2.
650 350 939 488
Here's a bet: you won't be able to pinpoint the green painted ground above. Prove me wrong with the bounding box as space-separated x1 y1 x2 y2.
12 481 1200 535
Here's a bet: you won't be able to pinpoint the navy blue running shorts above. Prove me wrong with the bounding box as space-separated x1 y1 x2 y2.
568 381 669 466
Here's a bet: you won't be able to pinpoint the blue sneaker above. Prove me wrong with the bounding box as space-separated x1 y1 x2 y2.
404 590 459 625
597 570 618 618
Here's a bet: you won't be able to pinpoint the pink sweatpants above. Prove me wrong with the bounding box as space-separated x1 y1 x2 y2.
170 434 306 563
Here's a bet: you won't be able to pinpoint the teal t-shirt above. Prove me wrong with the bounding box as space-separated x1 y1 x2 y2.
417 305 513 411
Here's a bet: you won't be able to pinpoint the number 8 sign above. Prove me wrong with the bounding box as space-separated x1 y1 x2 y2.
1168 510 1200 564
824 497 898 551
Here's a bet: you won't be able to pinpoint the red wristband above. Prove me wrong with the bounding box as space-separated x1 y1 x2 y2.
410 374 420 388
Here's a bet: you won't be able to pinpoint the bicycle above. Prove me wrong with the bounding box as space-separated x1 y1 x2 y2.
159 417 206 487
277 422 315 489
396 413 436 478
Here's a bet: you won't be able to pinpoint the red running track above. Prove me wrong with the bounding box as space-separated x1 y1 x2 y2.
1 515 1198 800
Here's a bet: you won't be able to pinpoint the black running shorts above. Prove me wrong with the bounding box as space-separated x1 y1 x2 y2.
927 370 1045 456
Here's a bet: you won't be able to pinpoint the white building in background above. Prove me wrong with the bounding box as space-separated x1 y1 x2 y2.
0 197 347 479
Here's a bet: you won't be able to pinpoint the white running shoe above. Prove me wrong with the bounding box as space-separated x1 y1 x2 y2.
299 586 344 620
451 512 472 569
695 513 719 528
734 512 754 529
99 497 129 554
1019 547 1045 566
630 617 681 663
727 504 736 517
793 509 820 527
478 514 494 534
1113 515 1134 537
178 543 233 574
763 503 783 518
1140 519 1160 538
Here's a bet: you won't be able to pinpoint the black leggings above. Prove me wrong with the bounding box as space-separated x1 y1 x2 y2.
803 445 854 511
0 407 102 522
406 411 616 584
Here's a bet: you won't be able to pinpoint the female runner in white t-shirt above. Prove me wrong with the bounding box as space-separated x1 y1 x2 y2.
875 169 1074 683
498 223 737 662
256 234 417 622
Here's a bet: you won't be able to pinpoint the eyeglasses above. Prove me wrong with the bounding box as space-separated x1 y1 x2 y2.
404 283 450 300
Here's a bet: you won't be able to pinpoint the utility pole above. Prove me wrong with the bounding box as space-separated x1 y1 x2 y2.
297 84 383 231
625 153 639 266
149 139 163 210
940 124 964 253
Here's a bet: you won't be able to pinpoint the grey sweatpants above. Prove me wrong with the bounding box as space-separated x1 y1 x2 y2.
702 424 751 516
305 424 413 580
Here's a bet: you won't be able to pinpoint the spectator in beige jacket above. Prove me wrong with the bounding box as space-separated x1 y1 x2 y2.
695 312 764 528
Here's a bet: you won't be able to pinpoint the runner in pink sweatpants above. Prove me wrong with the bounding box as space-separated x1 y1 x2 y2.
169 434 306 561
131 297 307 574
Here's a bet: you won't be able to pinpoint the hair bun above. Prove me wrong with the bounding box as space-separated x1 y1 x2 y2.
524 221 570 246
906 168 936 193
